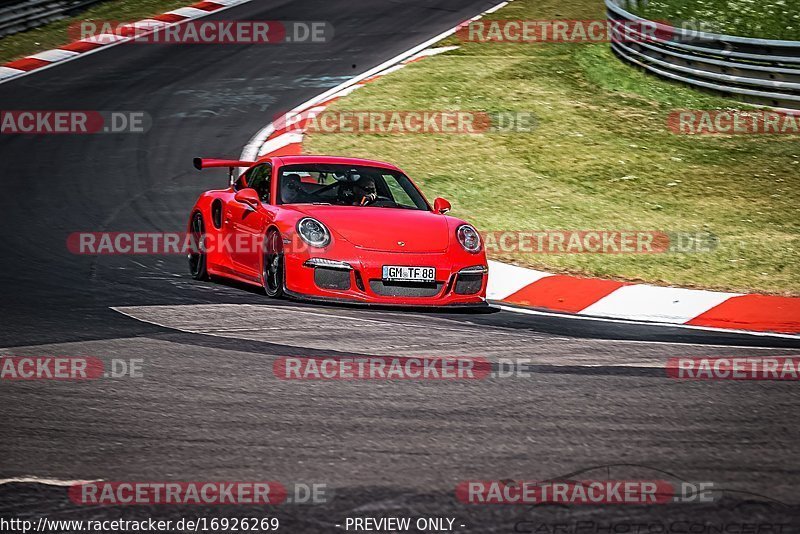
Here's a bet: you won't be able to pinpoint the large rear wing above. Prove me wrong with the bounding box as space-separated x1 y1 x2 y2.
193 158 256 186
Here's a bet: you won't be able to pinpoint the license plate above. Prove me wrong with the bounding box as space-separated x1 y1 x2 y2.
382 266 436 282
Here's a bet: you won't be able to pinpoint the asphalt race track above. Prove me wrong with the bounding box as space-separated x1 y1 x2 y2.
1 0 799 532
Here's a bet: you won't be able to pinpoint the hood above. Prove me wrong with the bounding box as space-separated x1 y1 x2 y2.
291 205 450 253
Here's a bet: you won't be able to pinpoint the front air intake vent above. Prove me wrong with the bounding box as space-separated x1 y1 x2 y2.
314 267 351 290
369 280 443 298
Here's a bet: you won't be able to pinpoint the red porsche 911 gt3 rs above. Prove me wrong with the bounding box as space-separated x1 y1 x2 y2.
188 155 488 307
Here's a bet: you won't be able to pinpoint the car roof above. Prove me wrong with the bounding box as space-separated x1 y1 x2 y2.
267 155 402 172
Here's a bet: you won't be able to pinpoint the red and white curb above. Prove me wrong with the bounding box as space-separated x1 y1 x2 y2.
0 0 252 84
240 0 799 337
487 262 799 335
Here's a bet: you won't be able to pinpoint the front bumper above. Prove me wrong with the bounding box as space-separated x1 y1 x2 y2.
284 248 488 307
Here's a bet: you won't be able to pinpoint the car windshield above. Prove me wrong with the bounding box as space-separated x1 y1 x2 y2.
276 164 429 210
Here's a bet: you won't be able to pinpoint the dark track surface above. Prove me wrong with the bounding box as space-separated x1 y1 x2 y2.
0 0 799 532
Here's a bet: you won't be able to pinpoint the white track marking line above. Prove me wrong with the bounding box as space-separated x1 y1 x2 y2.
410 45 461 58
493 304 800 341
240 0 513 160
365 64 406 77
0 477 100 486
0 0 259 86
484 1 510 14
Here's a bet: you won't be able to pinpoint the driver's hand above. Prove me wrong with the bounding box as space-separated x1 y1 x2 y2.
360 193 377 205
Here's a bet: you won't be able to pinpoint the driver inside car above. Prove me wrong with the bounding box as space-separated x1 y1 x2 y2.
353 175 378 206
281 173 306 204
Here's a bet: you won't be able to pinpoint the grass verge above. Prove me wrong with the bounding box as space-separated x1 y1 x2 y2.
305 0 800 295
622 0 800 41
0 0 190 64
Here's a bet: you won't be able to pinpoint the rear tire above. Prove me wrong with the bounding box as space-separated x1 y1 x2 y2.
263 230 285 298
188 212 208 281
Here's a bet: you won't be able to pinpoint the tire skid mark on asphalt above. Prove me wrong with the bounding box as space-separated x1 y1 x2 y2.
110 304 799 365
116 303 534 338
111 304 800 352
0 333 680 378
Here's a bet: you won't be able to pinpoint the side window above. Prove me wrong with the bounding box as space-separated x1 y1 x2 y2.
244 164 272 203
383 174 417 209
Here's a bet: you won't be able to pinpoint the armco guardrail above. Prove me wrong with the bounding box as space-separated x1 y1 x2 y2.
606 0 800 110
0 0 103 38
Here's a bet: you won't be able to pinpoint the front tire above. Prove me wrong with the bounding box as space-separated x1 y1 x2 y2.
263 230 285 298
188 212 208 281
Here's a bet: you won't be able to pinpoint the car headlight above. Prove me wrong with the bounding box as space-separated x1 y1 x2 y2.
456 224 482 253
297 217 331 248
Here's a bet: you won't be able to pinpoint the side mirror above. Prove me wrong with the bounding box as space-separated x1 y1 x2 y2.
234 188 261 211
433 197 451 214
